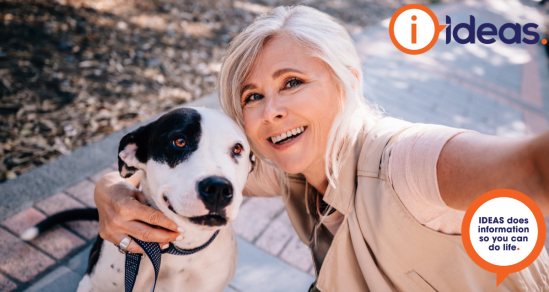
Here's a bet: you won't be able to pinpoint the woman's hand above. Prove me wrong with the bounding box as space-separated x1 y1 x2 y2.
94 171 183 253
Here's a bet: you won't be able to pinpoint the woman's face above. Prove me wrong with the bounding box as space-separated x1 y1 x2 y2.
240 34 343 175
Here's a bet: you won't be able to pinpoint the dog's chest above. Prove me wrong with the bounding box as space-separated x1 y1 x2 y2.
85 226 237 292
131 252 203 291
134 229 237 292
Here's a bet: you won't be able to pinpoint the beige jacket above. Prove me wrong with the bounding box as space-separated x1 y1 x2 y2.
280 118 549 291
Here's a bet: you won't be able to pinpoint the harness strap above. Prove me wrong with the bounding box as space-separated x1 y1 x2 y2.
125 230 220 292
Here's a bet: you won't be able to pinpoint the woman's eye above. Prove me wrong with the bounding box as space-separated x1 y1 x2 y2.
244 93 263 104
285 78 303 89
232 143 243 155
173 138 187 148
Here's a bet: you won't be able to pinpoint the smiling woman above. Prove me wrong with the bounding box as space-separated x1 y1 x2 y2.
218 9 382 196
93 5 549 292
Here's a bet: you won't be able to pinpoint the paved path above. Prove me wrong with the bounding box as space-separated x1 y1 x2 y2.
356 0 549 137
1 0 548 291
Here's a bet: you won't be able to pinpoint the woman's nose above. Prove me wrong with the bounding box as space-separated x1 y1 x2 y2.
262 93 287 123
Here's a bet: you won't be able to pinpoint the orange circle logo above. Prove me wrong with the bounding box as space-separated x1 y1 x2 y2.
389 4 447 55
461 189 546 286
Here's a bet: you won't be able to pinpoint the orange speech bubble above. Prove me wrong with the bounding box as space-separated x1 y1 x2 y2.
389 4 447 55
461 189 546 286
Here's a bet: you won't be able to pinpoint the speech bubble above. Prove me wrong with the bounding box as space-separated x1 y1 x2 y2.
389 4 447 55
462 189 546 286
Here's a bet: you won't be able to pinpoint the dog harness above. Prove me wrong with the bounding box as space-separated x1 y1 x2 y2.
125 230 219 292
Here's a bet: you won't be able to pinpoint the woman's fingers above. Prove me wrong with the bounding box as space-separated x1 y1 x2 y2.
93 171 183 251
123 221 183 243
113 234 144 254
134 190 148 205
126 196 181 233
125 241 144 254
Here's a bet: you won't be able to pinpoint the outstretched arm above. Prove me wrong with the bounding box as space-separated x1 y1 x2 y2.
437 131 549 214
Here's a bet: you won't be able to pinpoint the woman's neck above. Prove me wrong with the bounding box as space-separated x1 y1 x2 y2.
301 157 329 195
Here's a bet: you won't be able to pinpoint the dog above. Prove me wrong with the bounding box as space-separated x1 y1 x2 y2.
22 107 254 292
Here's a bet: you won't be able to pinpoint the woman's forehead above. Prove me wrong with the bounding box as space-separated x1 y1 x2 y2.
245 35 323 82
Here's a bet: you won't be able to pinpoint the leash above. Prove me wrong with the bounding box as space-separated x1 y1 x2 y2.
125 230 220 292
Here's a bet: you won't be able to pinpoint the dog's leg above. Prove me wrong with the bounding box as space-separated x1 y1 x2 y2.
77 239 127 292
76 275 93 292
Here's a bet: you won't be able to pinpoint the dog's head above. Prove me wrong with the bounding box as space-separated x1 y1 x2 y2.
118 107 253 232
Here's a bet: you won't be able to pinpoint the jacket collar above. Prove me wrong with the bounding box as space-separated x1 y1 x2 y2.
321 118 376 215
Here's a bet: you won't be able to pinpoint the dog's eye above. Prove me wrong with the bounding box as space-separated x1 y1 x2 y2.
233 143 243 155
173 138 187 148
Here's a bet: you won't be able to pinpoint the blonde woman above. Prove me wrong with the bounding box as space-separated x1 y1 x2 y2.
94 6 549 291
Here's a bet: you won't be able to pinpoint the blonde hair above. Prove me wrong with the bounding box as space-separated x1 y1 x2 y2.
218 5 382 203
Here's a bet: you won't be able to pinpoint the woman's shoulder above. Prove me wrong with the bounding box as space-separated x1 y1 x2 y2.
383 122 475 234
356 117 414 172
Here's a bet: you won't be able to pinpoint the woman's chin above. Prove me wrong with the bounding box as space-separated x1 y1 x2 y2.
272 155 311 174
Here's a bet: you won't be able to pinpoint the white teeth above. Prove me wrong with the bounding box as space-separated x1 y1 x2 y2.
270 126 306 144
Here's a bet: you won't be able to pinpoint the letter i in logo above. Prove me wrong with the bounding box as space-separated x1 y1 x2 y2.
389 4 447 55
412 15 417 44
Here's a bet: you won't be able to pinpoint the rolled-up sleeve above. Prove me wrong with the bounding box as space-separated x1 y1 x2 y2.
387 124 475 234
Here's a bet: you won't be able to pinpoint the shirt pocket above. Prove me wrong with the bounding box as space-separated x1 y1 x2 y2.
406 271 438 292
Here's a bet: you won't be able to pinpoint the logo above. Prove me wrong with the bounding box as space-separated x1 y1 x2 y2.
389 4 548 55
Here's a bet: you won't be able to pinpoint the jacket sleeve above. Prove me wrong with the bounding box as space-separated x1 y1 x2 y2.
386 123 474 234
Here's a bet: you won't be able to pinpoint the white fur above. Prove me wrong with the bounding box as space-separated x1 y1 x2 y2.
77 107 249 292
20 227 39 241
77 227 237 292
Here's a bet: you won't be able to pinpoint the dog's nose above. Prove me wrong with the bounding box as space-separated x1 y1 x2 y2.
198 176 233 209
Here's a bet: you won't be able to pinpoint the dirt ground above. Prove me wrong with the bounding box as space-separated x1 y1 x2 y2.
1 0 453 183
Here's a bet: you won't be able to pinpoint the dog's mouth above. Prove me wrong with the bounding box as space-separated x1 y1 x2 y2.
164 195 176 214
163 195 227 226
188 214 227 227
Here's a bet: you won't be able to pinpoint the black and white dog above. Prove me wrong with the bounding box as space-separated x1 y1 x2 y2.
22 107 253 292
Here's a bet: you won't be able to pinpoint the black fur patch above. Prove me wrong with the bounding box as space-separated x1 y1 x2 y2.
117 108 202 177
148 108 201 168
87 235 104 275
249 152 255 173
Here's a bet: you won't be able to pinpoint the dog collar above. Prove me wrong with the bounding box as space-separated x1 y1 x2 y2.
125 230 220 292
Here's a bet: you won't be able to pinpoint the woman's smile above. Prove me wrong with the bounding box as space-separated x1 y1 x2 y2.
268 126 308 150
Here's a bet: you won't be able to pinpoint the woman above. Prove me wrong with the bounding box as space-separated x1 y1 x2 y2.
95 6 549 291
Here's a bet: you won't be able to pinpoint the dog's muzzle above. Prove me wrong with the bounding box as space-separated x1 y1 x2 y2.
198 176 233 209
187 176 233 227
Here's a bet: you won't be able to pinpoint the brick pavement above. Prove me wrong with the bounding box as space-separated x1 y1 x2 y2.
0 165 110 292
1 0 549 291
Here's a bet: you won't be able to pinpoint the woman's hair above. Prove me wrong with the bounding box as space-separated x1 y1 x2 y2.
218 5 382 203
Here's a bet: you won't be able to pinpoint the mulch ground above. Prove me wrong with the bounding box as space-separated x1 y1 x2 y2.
0 0 447 183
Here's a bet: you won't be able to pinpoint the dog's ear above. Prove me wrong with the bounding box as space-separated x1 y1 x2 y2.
249 151 256 173
118 125 150 178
